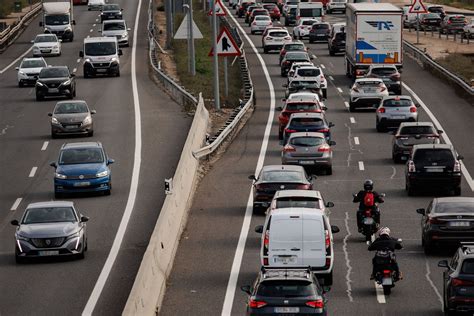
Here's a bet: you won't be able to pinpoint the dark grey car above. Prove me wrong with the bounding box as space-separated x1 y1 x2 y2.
49 100 96 138
11 201 89 263
309 22 330 43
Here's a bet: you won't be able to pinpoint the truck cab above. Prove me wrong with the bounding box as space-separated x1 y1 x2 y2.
80 37 122 78
40 2 75 42
297 1 324 24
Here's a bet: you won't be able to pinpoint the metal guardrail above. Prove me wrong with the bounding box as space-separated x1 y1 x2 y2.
403 40 474 97
0 3 42 52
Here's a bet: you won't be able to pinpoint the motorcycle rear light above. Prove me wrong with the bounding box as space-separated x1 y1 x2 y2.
410 106 417 113
306 299 324 308
283 145 296 152
285 128 296 133
249 299 267 309
318 145 331 152
408 161 416 172
377 107 386 113
454 161 461 172
383 270 391 275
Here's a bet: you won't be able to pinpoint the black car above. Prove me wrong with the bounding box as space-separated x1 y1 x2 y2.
241 267 327 316
328 31 345 56
237 1 255 18
309 22 330 43
391 122 442 163
439 243 474 315
283 112 334 144
365 64 402 95
405 144 463 196
280 51 312 76
417 197 474 254
35 66 76 101
100 4 123 22
418 13 442 30
285 7 297 26
249 165 313 213
440 15 468 34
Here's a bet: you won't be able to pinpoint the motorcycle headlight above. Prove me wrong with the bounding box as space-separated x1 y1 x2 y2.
96 170 109 178
61 79 71 86
55 173 67 179
51 117 59 124
82 115 92 125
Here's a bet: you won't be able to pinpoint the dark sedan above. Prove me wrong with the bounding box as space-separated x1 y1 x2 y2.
328 31 345 56
35 66 76 101
11 201 88 263
280 51 313 76
309 22 330 43
249 165 313 214
283 112 334 144
49 100 96 138
100 3 123 22
417 197 474 254
418 13 442 30
440 15 468 34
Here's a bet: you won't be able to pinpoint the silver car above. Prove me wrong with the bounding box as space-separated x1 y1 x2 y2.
349 78 389 112
100 19 130 47
11 201 89 263
375 95 419 132
281 132 335 175
48 100 96 138
16 57 47 87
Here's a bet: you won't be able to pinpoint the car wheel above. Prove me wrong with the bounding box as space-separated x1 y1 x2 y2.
376 123 385 133
325 166 333 175
392 152 401 163
15 253 25 264
36 93 43 101
453 186 461 196
18 81 23 88
88 130 94 137
251 30 254 35
68 92 74 99
73 88 76 97
407 182 416 196
285 20 289 26
322 89 327 99
349 103 355 112
423 238 433 255
116 69 120 77
55 191 62 199
329 49 335 56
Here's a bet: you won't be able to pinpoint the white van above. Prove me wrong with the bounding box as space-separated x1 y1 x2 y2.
79 37 122 78
255 208 340 285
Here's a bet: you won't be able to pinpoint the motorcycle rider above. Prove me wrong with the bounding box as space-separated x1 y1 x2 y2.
353 179 384 232
368 227 403 280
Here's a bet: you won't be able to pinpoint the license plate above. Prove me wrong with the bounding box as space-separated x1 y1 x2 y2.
48 88 59 93
299 160 315 165
382 277 392 286
275 307 300 313
39 250 59 256
274 38 283 41
97 69 107 72
401 156 408 160
363 217 375 224
42 50 51 53
449 221 470 227
392 115 405 119
425 168 444 172
65 125 79 129
74 181 90 187
365 89 376 93
274 256 297 264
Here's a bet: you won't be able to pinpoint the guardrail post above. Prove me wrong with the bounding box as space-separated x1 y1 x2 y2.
431 28 434 37
423 27 426 36
454 32 457 42
461 33 464 44
446 31 449 40
438 30 441 38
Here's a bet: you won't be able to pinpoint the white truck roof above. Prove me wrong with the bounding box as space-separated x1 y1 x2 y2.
84 36 117 44
43 2 71 14
347 3 402 12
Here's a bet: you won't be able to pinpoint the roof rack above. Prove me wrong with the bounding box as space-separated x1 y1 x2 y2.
261 266 312 279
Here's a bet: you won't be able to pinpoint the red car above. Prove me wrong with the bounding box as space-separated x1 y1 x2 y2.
73 0 88 4
263 3 281 21
277 100 326 139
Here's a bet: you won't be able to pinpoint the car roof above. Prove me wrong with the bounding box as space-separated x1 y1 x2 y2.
399 121 435 127
297 66 321 70
274 189 322 199
261 165 305 172
356 78 383 82
382 95 412 101
288 132 326 139
56 100 88 106
84 36 117 43
62 142 103 149
103 19 126 24
435 197 474 204
22 57 45 61
289 112 324 118
26 201 74 209
412 143 453 150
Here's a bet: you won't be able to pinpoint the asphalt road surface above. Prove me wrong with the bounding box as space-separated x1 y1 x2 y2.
161 6 474 316
0 1 191 315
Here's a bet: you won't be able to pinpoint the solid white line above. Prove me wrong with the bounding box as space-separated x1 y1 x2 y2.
337 87 343 93
350 117 356 124
402 83 474 192
375 283 386 303
329 75 334 81
10 198 22 211
343 212 354 302
0 47 33 74
425 259 444 311
81 0 143 314
221 6 276 316
344 101 349 108
29 167 37 178
320 64 326 69
354 137 360 145
358 161 365 171
41 141 49 151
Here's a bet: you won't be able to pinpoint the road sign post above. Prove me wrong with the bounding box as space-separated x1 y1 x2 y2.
409 0 428 44
224 57 228 97
212 0 220 110
416 13 419 44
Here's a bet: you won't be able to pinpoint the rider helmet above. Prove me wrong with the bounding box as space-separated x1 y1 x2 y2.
378 227 391 237
364 179 374 191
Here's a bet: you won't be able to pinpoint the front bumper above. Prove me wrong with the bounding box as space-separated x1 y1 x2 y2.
36 85 72 98
16 236 84 258
84 61 120 76
51 122 93 136
54 176 111 193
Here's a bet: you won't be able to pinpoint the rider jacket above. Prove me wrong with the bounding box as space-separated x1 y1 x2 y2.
368 236 403 252
353 190 384 210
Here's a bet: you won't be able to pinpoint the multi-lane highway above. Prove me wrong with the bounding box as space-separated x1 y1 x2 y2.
161 5 474 316
0 1 191 315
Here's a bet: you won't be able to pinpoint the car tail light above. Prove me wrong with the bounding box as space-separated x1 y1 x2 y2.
263 257 269 265
324 257 331 267
296 184 311 190
452 278 474 287
377 107 386 113
318 128 329 133
410 106 417 113
306 299 324 308
428 216 442 225
283 145 296 152
352 87 359 93
448 20 452 24
285 128 296 133
408 160 416 172
284 36 291 40
396 135 408 140
454 160 461 172
325 230 330 249
252 21 257 25
318 144 331 152
249 299 267 309
266 36 273 40
264 230 269 251
310 29 315 33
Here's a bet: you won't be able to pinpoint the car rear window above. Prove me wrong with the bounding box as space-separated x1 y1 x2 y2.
434 201 474 214
59 148 105 164
302 20 316 25
356 81 382 87
413 149 454 164
276 196 321 209
290 136 325 147
462 259 474 274
286 103 318 111
290 117 324 127
257 280 315 297
262 170 304 182
285 44 305 51
21 59 46 68
371 67 397 75
400 126 435 135
23 207 76 224
270 31 289 37
297 68 321 77
383 99 412 107
255 15 270 20
449 16 465 23
313 23 329 29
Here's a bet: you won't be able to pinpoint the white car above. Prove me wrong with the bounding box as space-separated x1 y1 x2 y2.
88 0 105 11
293 18 319 39
15 57 47 87
250 15 273 34
349 78 389 112
287 62 314 83
463 21 474 38
284 91 321 104
31 34 61 57
268 190 335 215
326 0 347 14
263 29 292 53
101 20 131 47
282 0 298 16
289 66 328 99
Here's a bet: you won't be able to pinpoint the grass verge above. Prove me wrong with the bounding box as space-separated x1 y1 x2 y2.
437 53 474 83
0 0 40 19
427 0 474 11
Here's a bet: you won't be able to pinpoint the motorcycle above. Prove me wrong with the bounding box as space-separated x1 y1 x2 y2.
372 241 403 296
353 193 385 243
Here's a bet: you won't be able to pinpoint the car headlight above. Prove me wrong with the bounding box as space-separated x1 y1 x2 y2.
96 170 109 178
32 46 39 51
18 71 25 75
84 58 92 63
53 45 59 49
61 79 71 86
51 117 59 124
66 231 81 240
65 27 72 32
111 57 118 63
36 81 44 87
55 173 67 179
82 115 92 125
121 34 127 38
16 234 29 241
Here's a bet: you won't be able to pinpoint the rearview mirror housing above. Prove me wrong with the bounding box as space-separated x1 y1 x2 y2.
331 225 340 234
326 202 334 208
79 51 84 58
248 175 256 181
438 260 449 268
50 162 57 168
255 225 263 234
240 285 252 295
10 220 19 226
416 208 425 215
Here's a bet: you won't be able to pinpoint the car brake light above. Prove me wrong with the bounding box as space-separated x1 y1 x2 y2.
452 278 474 287
318 128 329 133
280 49 286 55
296 184 311 190
448 20 452 24
454 160 461 172
264 230 269 250
379 86 387 92
428 216 442 225
249 299 267 309
283 144 296 152
356 69 365 76
268 22 273 25
377 107 386 113
396 135 408 139
320 75 325 80
263 257 269 265
306 299 324 308
318 145 331 152
410 106 417 113
285 128 296 133
325 230 330 249
408 160 416 172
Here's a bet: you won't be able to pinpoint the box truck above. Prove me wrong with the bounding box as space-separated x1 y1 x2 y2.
40 1 75 42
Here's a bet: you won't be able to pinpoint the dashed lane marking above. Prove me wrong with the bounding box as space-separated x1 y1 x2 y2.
344 101 349 108
350 117 356 124
375 283 386 303
329 75 334 81
343 212 354 302
41 141 49 151
354 137 360 145
77 58 81 63
320 64 326 69
337 87 343 93
73 68 77 73
10 198 22 211
29 167 37 178
358 161 365 171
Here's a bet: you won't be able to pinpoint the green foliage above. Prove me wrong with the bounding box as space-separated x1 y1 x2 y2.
0 0 40 19
438 53 474 83
427 0 474 11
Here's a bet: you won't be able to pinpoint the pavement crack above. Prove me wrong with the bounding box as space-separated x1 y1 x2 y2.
343 211 354 302
345 123 363 167
425 258 444 311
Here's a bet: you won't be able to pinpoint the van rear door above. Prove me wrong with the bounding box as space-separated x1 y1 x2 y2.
268 214 303 266
302 213 325 268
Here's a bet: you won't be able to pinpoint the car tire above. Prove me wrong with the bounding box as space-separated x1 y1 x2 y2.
251 30 254 35
68 93 74 99
329 49 335 56
376 123 385 133
323 272 333 286
18 81 23 88
51 132 57 139
263 46 268 54
15 253 25 264
325 166 333 175
36 93 43 101
423 238 433 255
73 88 76 97
55 191 62 199
116 69 120 77
309 38 313 43
88 130 94 137
392 152 401 163
453 186 461 196
285 20 289 26
349 103 355 112
278 128 283 140
322 89 327 99
407 182 416 196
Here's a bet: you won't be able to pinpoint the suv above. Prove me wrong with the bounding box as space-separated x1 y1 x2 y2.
100 20 131 47
441 15 468 34
241 267 327 315
263 29 292 54
328 31 345 56
277 99 326 139
100 3 123 22
439 243 474 315
35 66 76 101
365 64 402 95
80 37 122 77
326 0 347 14
283 112 334 143
405 144 463 196
375 95 419 132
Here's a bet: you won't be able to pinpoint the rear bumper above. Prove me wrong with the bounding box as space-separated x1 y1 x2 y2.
350 97 382 108
407 174 461 188
281 156 332 168
426 230 474 243
378 117 417 128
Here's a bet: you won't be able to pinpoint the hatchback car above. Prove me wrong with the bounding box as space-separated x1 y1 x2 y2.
365 64 402 95
11 201 88 263
251 15 273 34
328 31 345 56
249 165 313 213
262 3 280 21
288 66 327 99
293 18 319 39
241 267 327 316
279 41 306 65
48 100 96 138
100 19 131 46
249 9 270 26
263 29 292 53
375 95 419 132
282 132 336 174
417 197 474 253
268 190 335 214
50 142 114 197
88 0 105 11
439 243 474 315
35 66 76 101
284 5 298 26
427 4 446 19
100 3 123 22
16 57 47 87
284 92 321 104
463 21 474 39
277 99 326 139
391 122 442 163
440 14 467 33
327 0 347 14
406 144 463 196
309 22 330 43
280 52 312 76
283 112 334 143
349 78 389 111
31 34 61 57
284 79 321 99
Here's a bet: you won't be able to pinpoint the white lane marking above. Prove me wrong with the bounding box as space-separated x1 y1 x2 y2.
0 47 33 74
10 198 22 211
93 23 96 27
41 141 49 151
344 101 349 108
90 29 93 32
221 6 276 316
358 161 365 171
312 54 317 59
320 63 326 69
77 58 81 63
402 83 474 192
425 258 444 311
329 75 334 81
73 68 77 73
29 167 37 178
354 137 360 145
375 283 386 303
96 18 99 22
82 0 143 313
87 35 90 38
390 166 396 179
343 212 354 302
350 117 356 124
337 87 343 93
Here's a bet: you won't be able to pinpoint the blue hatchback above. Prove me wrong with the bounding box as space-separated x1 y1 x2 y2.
50 142 114 198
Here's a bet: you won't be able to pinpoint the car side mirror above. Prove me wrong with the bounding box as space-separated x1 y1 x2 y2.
276 106 283 111
50 162 57 168
309 174 317 181
416 208 425 215
438 260 449 268
48 112 53 117
328 122 334 127
15 67 19 70
310 56 314 60
39 21 43 27
326 202 334 208
248 175 257 181
91 110 97 114
118 49 123 56
79 51 84 58
438 130 444 134
240 285 252 295
322 106 328 111
282 84 288 88
255 225 263 234
331 225 340 234
121 8 124 11
457 155 464 160
415 103 420 108
127 28 131 31
10 220 19 226
107 159 115 165
73 20 76 25
59 39 63 42
31 40 35 44
98 30 102 33
281 98 286 102
81 216 89 222
70 73 76 77
329 140 336 146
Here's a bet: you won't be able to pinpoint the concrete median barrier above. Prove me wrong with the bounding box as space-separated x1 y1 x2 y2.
123 94 209 316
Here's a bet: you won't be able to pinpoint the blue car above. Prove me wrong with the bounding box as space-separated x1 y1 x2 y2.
283 112 334 144
50 142 114 198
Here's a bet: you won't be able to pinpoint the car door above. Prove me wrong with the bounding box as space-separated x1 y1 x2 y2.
268 214 304 266
302 213 325 267
446 252 460 298
421 201 432 237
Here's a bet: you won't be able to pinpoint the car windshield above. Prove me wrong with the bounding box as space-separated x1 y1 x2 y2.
104 22 125 30
383 99 412 107
462 259 474 274
290 117 324 127
287 53 308 60
21 59 46 68
39 68 69 78
270 31 288 37
313 23 329 29
286 103 318 111
257 280 315 297
285 44 305 51
44 15 69 25
356 81 381 87
55 102 88 114
35 35 57 43
400 126 436 135
290 81 318 88
59 148 104 164
256 16 270 20
414 149 454 164
103 4 120 10
262 170 304 182
422 13 440 19
297 68 321 77
434 201 474 214
371 67 397 75
85 42 117 56
290 136 325 147
23 207 76 224
276 197 321 208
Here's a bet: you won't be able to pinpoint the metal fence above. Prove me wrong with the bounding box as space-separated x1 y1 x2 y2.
0 2 41 52
406 23 474 45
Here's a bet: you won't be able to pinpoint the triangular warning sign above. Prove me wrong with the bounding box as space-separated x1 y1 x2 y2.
208 0 226 16
409 0 427 14
174 13 203 39
209 27 241 57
